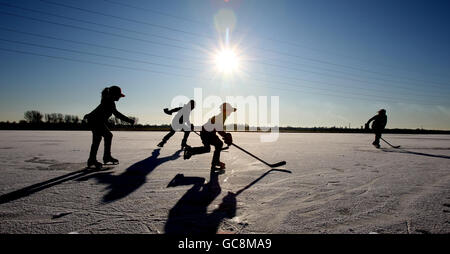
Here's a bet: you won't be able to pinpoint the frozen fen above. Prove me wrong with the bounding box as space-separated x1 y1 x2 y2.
0 131 449 234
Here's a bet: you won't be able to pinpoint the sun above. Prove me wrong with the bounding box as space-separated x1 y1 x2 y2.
214 48 240 74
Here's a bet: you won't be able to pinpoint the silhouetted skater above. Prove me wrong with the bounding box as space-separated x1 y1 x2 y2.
158 100 195 148
84 85 135 169
184 102 236 173
365 109 387 148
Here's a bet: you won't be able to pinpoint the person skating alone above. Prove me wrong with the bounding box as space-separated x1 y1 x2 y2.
365 109 387 148
183 102 236 173
84 85 135 169
157 100 195 149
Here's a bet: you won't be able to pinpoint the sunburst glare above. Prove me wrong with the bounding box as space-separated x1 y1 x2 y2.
214 47 240 74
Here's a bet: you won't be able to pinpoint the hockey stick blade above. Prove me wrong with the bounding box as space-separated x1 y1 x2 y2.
269 161 286 168
380 137 401 149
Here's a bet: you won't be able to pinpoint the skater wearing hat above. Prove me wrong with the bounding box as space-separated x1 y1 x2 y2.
184 102 236 173
365 109 387 148
84 85 135 168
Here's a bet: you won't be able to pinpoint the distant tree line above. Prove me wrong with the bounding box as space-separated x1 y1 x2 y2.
22 110 82 124
0 110 140 131
0 110 449 134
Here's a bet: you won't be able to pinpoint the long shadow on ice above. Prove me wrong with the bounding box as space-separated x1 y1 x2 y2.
233 169 292 196
79 148 182 203
0 167 111 204
164 168 291 234
381 148 450 159
164 171 236 234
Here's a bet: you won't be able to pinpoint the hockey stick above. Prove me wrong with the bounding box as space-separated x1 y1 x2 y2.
231 143 286 168
193 131 286 168
380 137 401 148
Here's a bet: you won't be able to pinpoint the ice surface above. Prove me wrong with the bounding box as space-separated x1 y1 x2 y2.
0 131 449 234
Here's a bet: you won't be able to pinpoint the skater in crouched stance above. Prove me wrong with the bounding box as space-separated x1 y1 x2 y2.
365 109 387 148
84 85 135 168
184 103 236 173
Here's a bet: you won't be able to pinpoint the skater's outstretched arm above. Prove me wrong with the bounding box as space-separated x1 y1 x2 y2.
365 115 377 129
367 115 377 124
112 104 134 124
163 107 182 115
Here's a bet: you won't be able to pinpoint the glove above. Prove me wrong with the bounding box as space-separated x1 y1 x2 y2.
223 133 233 146
364 123 370 130
163 108 171 115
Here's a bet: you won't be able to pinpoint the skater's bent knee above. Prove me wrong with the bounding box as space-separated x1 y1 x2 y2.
215 140 223 149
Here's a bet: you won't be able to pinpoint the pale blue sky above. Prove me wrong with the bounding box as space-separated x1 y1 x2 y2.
0 0 449 129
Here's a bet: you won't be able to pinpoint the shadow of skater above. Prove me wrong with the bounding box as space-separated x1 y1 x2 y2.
381 148 450 159
81 148 182 203
0 167 111 204
164 171 236 234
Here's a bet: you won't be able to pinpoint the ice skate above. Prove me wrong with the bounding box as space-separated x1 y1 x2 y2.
211 161 226 174
103 155 119 165
183 145 192 160
87 158 102 169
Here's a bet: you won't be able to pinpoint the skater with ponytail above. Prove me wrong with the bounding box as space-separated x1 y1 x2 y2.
84 85 135 168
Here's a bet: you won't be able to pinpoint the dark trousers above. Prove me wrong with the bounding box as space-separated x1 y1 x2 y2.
160 128 191 147
190 131 223 166
373 130 382 145
88 121 113 160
